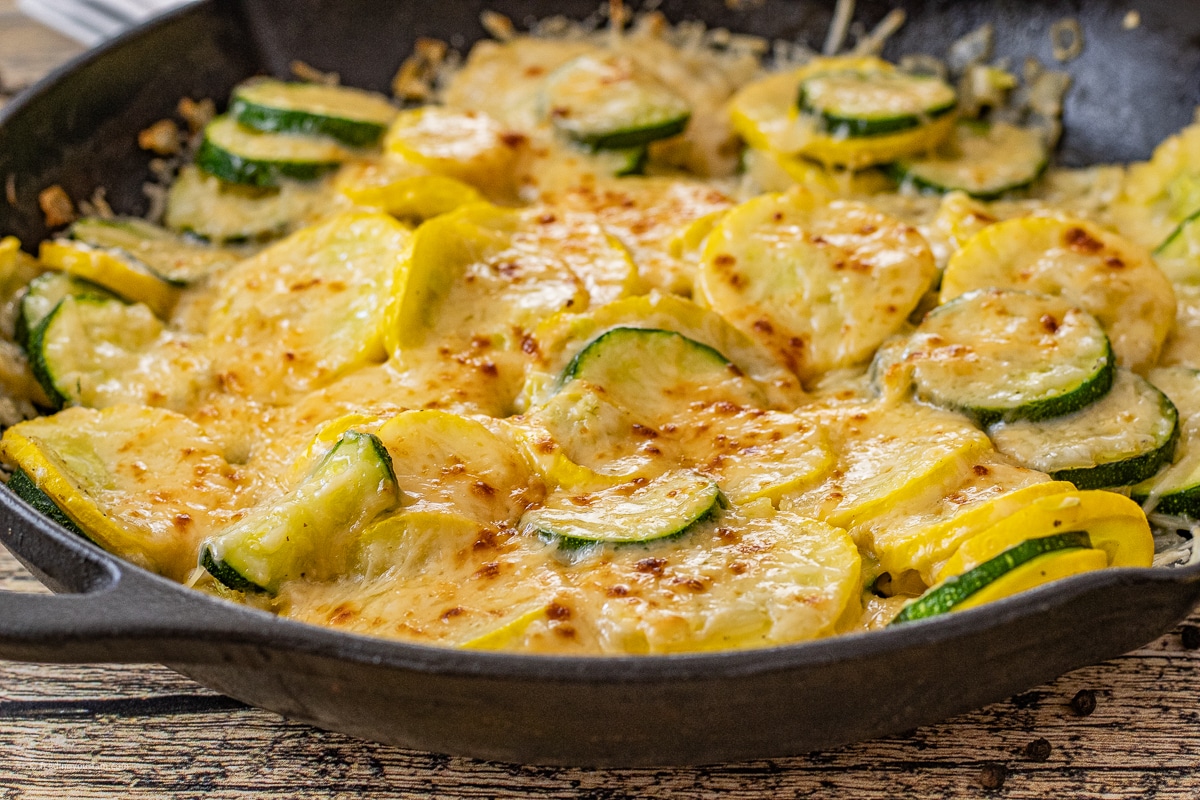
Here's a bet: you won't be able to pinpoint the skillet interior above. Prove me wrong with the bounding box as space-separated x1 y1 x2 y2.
0 0 1198 766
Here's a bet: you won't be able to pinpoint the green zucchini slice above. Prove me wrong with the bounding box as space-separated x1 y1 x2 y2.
200 431 400 593
893 121 1049 200
521 469 722 547
908 289 1115 426
195 115 352 187
6 467 88 539
559 327 768 415
797 67 956 138
164 165 330 244
15 271 116 352
231 78 397 147
542 54 692 150
1131 367 1200 517
27 294 162 410
989 369 1179 490
1154 208 1200 283
890 530 1094 624
68 217 237 285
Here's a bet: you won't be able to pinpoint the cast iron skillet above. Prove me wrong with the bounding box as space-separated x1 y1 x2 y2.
0 0 1198 768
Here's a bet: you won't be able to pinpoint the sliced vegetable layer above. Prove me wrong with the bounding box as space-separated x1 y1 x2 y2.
891 531 1099 624
989 369 1179 489
906 289 1114 425
164 165 331 243
542 54 691 149
196 115 353 187
798 66 957 138
201 430 400 593
231 78 397 147
1132 367 1200 517
893 121 1048 199
941 216 1176 372
38 239 177 317
27 295 163 409
560 327 767 414
68 217 238 285
522 468 722 547
697 186 936 381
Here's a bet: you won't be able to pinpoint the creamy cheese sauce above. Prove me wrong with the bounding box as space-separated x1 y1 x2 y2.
1 20 1195 655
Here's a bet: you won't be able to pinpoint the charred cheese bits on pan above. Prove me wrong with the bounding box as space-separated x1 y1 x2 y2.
6 10 1199 654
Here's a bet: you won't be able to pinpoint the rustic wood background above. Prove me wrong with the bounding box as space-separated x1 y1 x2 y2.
3 2 1200 797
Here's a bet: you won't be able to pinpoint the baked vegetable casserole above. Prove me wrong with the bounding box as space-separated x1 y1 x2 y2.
1 9 1198 655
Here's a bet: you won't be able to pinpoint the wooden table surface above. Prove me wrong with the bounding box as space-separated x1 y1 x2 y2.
4 4 1200 798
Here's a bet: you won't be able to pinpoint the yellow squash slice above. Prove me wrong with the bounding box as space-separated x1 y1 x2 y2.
1 405 242 579
697 186 937 382
207 211 411 402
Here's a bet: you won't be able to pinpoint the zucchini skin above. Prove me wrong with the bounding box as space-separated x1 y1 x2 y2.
26 299 72 410
800 101 956 138
891 530 1093 624
231 98 388 149
889 157 1048 202
574 117 691 152
1133 484 1200 518
6 467 89 540
963 342 1115 428
195 137 341 188
199 545 269 593
1052 421 1179 490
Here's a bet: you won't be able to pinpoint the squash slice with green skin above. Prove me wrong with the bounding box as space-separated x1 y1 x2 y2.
940 216 1176 372
935 489 1153 582
231 78 397 147
201 430 400 594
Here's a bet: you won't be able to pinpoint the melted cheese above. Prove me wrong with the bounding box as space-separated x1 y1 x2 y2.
1 31 1187 655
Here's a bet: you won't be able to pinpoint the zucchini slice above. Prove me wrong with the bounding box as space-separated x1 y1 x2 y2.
164 165 332 244
231 78 397 147
893 121 1048 200
201 430 400 594
38 239 178 318
907 289 1115 425
68 217 238 285
1132 367 1200 516
935 489 1154 581
521 469 722 547
940 216 1176 372
196 115 353 187
989 369 1179 489
559 327 769 415
797 67 957 138
729 58 957 169
6 467 87 539
27 294 163 409
15 271 116 351
1154 207 1200 283
541 54 691 150
890 531 1102 624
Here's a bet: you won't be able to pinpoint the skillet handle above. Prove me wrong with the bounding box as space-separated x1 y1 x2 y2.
0 503 285 664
